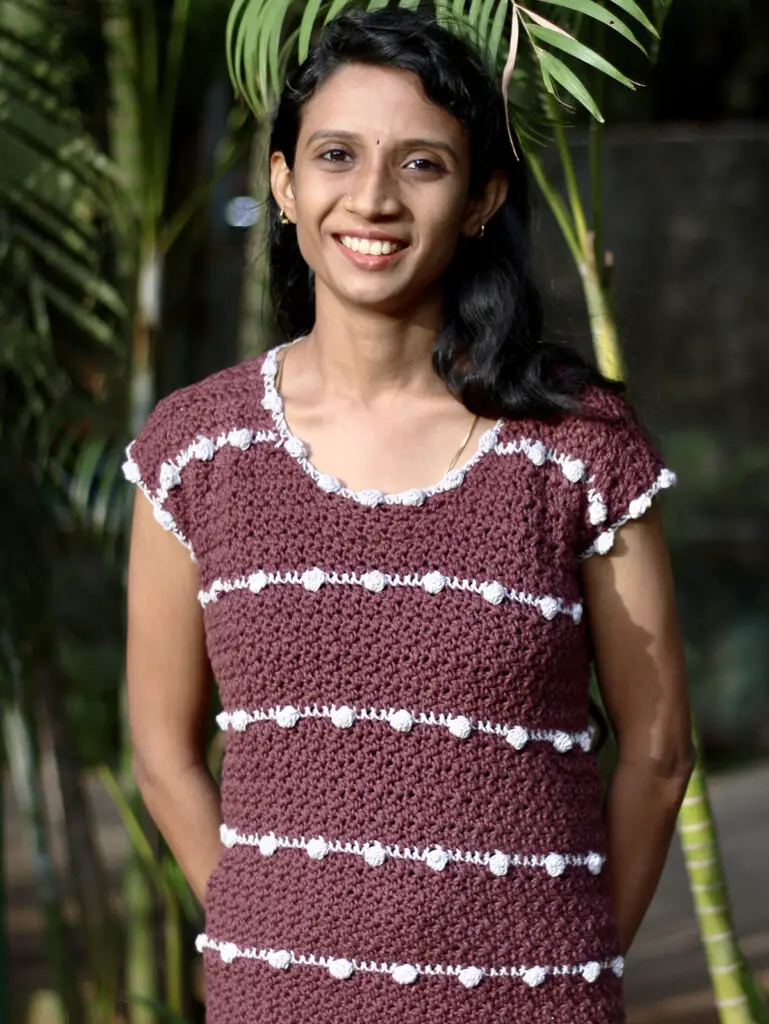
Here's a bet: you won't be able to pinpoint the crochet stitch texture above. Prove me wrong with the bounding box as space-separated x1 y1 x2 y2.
123 345 676 1024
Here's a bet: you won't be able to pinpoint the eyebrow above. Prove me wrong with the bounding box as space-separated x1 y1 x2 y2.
305 129 459 162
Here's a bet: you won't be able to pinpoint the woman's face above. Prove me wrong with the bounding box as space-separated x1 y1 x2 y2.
271 62 499 318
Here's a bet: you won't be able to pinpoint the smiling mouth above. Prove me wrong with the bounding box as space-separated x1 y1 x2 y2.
336 234 408 256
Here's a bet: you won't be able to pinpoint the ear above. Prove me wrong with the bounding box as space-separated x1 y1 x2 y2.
460 170 509 238
270 151 297 223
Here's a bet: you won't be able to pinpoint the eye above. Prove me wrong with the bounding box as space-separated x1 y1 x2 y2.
405 158 444 173
319 148 351 163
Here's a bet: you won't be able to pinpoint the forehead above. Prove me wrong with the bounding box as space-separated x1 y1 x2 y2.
298 63 467 149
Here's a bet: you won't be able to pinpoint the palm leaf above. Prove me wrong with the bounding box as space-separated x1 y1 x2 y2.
537 48 603 120
539 0 647 52
606 0 657 34
525 20 635 87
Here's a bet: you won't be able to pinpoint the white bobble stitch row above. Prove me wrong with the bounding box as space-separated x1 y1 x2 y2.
388 708 414 733
458 966 484 988
194 435 216 461
391 964 419 985
425 847 450 872
328 957 354 980
228 427 253 451
267 949 292 970
122 458 141 483
159 461 181 490
275 705 300 728
523 966 547 987
306 837 330 861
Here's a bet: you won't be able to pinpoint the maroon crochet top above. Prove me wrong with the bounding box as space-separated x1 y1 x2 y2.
123 343 675 1024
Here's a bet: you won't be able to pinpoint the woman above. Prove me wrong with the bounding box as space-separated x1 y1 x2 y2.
123 9 694 1023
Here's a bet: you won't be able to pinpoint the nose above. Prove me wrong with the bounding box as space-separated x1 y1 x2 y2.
344 156 403 220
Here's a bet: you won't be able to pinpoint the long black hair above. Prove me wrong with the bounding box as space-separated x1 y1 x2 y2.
267 7 619 420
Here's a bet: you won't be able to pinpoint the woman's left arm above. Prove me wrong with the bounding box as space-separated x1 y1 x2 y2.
581 504 696 954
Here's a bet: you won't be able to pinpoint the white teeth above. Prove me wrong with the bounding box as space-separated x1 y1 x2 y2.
340 236 402 256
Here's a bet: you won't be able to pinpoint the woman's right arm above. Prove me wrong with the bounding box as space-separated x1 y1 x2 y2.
126 493 222 904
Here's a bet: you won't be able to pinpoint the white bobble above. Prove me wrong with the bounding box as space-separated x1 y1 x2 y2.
562 457 586 483
425 847 450 871
306 837 329 861
506 725 529 751
363 842 387 867
539 596 559 621
317 473 341 494
153 506 175 531
582 961 602 983
588 496 608 525
219 942 239 964
261 390 282 414
301 567 326 592
478 429 497 454
328 958 354 980
276 705 300 728
259 833 278 856
611 956 625 977
448 715 473 739
195 933 208 953
659 469 676 488
330 705 355 729
361 570 387 593
194 435 216 461
248 571 268 594
421 571 446 595
122 459 141 483
444 469 465 490
579 731 593 753
571 604 583 625
523 966 547 988
220 824 237 848
228 428 252 451
357 489 384 507
388 708 414 733
481 581 507 606
544 853 566 877
159 462 181 490
391 964 418 985
526 440 547 466
594 531 615 555
488 851 511 877
400 489 425 507
629 492 652 519
458 966 484 989
215 711 230 730
231 710 250 732
267 949 292 970
284 436 306 460
587 852 604 875
553 731 573 753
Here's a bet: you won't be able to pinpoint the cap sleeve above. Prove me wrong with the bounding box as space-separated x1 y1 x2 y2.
572 388 677 559
122 393 196 558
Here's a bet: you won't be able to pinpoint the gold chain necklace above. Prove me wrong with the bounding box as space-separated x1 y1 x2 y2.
274 343 479 476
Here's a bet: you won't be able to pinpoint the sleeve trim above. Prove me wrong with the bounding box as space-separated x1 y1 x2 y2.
579 468 677 560
122 441 196 559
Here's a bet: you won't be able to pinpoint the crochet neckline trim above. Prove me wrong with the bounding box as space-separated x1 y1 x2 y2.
260 342 505 508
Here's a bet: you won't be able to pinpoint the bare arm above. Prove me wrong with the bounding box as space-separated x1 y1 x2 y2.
126 493 221 904
581 506 695 954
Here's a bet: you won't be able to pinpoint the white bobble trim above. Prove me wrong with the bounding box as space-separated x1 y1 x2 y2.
659 469 677 488
122 459 141 483
391 964 418 985
611 956 625 977
248 571 268 594
356 489 384 507
539 596 559 621
153 506 175 531
276 705 300 728
262 390 282 414
284 436 306 459
259 833 278 856
388 708 414 733
526 440 547 466
587 852 604 875
571 605 583 625
316 473 341 494
330 705 355 729
458 966 484 989
363 842 387 867
488 851 511 877
544 853 566 877
425 847 450 872
194 435 216 461
301 567 327 592
267 949 292 970
219 942 239 964
444 469 465 490
306 837 330 861
523 966 547 988
561 457 586 483
579 732 593 753
361 570 387 593
478 429 497 454
159 462 181 490
588 496 608 525
506 725 529 750
328 958 354 980
594 531 615 555
231 710 250 732
215 711 229 730
481 581 507 606
553 731 573 753
401 489 426 507
228 428 252 451
448 715 473 739
582 961 602 983
629 493 652 518
195 932 208 954
220 824 237 848
421 571 446 595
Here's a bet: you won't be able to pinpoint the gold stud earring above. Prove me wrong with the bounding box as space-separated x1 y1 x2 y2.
478 223 486 239
279 209 289 225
